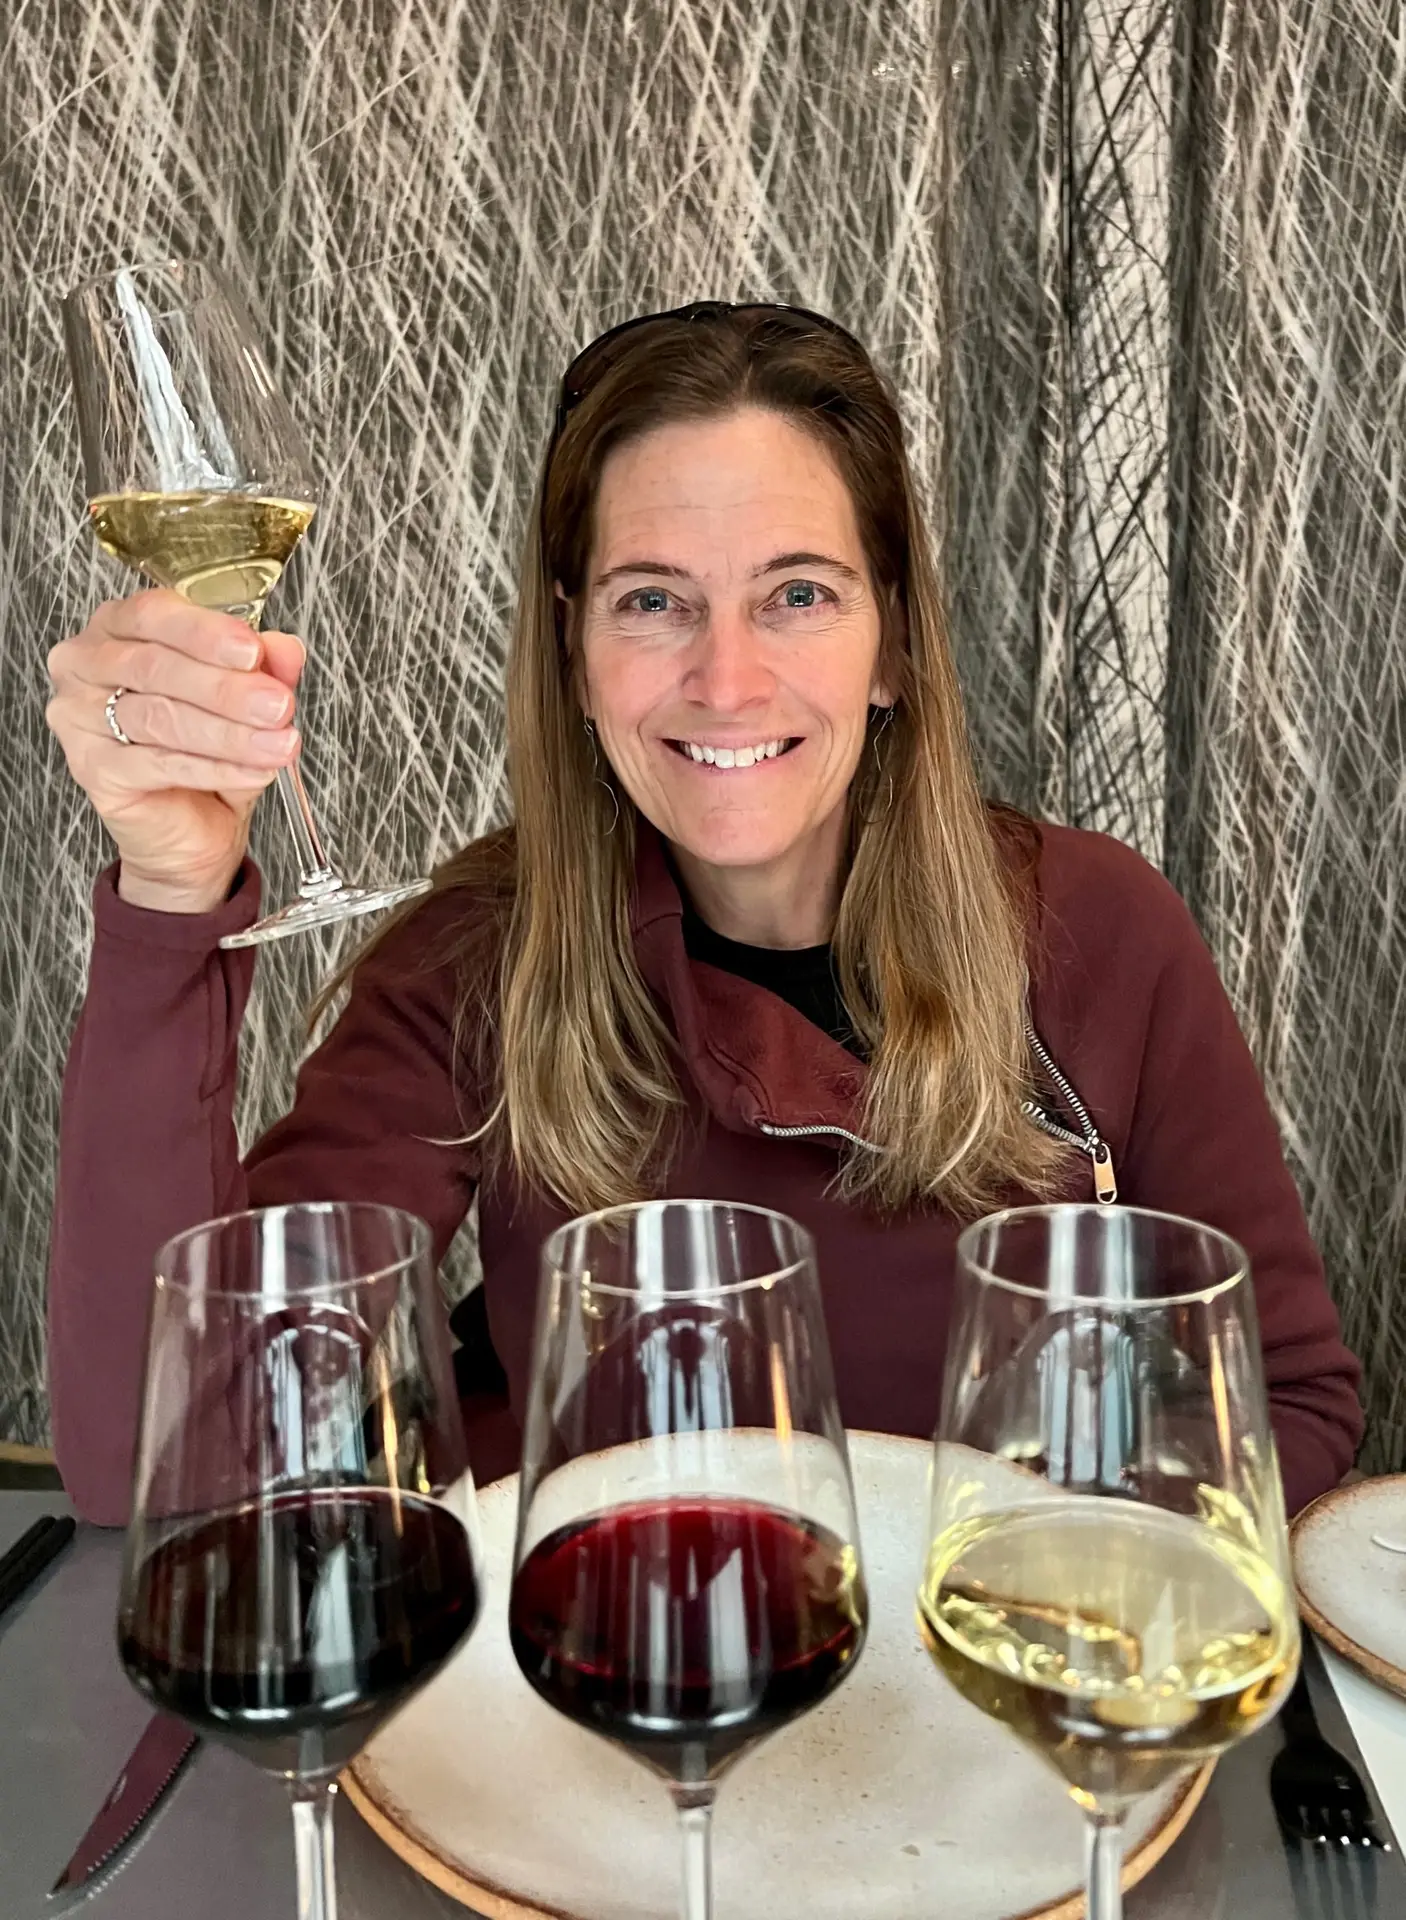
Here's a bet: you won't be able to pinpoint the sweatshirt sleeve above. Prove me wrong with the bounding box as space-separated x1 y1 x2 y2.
47 861 478 1526
1035 830 1364 1516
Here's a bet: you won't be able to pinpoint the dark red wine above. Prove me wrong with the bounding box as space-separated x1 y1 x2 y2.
509 1498 866 1781
119 1487 479 1778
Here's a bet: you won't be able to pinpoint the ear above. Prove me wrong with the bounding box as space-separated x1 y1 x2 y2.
869 585 905 709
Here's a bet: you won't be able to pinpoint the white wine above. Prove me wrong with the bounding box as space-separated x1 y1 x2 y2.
89 491 315 620
918 1499 1296 1811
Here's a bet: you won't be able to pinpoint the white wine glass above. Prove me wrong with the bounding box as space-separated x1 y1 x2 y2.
918 1204 1299 1920
62 258 432 947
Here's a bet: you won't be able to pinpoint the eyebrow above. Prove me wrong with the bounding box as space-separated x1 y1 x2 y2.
592 551 865 590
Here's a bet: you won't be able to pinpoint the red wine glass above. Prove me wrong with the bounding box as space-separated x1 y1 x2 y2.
117 1202 483 1920
509 1199 869 1920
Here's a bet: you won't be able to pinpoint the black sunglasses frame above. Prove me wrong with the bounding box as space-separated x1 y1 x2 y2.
550 299 862 442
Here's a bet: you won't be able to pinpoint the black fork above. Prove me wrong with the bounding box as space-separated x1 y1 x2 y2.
1270 1650 1391 1918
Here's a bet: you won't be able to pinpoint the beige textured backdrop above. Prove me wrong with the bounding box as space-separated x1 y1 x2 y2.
1 1 1403 1471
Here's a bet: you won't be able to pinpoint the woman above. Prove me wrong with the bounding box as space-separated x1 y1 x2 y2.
44 302 1361 1526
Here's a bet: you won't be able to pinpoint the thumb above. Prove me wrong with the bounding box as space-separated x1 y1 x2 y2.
260 630 307 692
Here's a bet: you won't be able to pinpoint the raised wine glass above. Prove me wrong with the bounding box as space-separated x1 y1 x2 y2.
117 1202 483 1920
62 258 432 947
917 1204 1299 1920
509 1199 869 1920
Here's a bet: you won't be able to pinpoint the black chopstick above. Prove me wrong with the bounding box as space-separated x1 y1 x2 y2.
0 1517 55 1574
0 1515 76 1621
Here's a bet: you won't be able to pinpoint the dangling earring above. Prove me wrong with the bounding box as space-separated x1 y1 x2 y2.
583 717 620 836
870 705 896 815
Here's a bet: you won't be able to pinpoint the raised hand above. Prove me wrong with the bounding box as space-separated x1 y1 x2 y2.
46 589 306 913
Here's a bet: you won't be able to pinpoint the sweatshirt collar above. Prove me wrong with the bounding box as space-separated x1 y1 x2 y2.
629 822 868 1138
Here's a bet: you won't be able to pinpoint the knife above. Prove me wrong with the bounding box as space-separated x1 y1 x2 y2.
49 1712 199 1896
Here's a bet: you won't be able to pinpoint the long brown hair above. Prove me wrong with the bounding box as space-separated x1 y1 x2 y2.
329 306 1069 1216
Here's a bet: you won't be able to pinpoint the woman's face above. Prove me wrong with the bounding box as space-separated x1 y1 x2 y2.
573 406 892 895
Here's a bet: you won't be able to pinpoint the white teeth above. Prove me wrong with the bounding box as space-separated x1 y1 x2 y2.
678 737 791 766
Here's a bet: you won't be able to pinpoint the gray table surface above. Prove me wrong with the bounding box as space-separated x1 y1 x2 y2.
2 1491 1402 1920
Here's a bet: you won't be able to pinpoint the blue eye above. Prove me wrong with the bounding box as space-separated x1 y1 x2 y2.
781 580 821 608
628 587 672 614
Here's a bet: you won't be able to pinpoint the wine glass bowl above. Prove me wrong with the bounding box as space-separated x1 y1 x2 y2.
62 259 433 945
509 1429 867 1785
119 1476 479 1784
117 1201 482 1920
87 491 316 625
509 1200 868 1919
917 1204 1298 1919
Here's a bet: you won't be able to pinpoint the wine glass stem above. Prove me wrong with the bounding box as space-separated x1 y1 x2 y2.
1084 1811 1125 1920
670 1784 716 1920
274 761 340 893
290 1781 339 1920
220 599 340 894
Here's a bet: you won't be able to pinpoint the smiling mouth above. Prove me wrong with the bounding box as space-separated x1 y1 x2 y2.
666 737 801 769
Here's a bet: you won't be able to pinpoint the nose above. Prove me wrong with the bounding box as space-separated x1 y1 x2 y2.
682 606 775 713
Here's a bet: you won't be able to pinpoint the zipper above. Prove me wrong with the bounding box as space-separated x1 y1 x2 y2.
755 1025 1117 1207
1023 1020 1118 1205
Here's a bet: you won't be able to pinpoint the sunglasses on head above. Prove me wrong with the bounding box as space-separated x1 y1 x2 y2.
551 299 863 441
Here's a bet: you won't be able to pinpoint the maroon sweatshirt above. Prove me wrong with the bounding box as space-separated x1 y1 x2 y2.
47 818 1363 1526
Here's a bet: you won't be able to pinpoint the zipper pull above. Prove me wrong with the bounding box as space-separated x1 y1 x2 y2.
1091 1140 1118 1205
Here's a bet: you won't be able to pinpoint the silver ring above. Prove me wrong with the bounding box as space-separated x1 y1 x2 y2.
104 687 133 746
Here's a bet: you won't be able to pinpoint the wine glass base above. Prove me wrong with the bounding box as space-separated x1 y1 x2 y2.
217 876 434 949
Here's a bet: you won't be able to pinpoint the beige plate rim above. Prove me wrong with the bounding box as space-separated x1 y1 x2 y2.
1292 1474 1406 1700
341 1433 1215 1920
342 1760 1214 1920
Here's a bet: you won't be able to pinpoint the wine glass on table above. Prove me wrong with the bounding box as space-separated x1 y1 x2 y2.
509 1200 869 1920
917 1203 1299 1920
117 1202 483 1920
62 258 432 947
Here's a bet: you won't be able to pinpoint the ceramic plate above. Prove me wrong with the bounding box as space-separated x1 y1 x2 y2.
345 1431 1210 1920
1293 1475 1406 1698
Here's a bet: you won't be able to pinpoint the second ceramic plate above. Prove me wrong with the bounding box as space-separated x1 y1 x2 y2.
1293 1475 1406 1697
